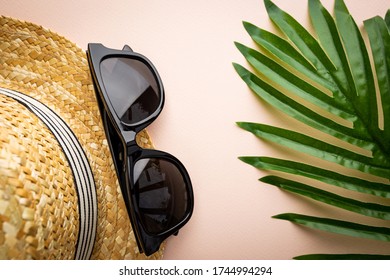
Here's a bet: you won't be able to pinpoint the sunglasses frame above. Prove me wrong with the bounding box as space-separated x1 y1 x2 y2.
87 43 194 256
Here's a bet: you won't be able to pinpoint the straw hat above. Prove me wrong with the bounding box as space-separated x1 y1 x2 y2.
0 16 164 260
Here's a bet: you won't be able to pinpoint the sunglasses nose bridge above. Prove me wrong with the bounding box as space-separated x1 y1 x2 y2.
122 130 136 141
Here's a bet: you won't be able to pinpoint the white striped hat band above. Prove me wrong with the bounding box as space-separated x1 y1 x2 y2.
0 88 97 260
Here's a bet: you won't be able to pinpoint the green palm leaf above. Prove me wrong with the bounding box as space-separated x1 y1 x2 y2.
274 213 390 241
235 0 390 259
294 254 390 260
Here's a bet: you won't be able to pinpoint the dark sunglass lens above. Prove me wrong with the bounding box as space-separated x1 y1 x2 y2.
100 57 160 125
133 158 189 234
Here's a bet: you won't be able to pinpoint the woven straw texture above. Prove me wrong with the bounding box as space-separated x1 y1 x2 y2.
0 15 164 259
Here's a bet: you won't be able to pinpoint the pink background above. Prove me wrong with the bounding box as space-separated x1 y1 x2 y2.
2 0 390 259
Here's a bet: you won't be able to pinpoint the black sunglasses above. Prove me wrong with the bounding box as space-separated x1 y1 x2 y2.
87 43 194 256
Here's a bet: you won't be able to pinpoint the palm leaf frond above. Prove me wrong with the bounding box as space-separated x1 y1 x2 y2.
239 156 390 198
294 254 390 260
235 0 390 259
263 176 390 220
273 213 390 242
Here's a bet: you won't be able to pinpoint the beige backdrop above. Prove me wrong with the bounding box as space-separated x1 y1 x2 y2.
2 0 390 259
